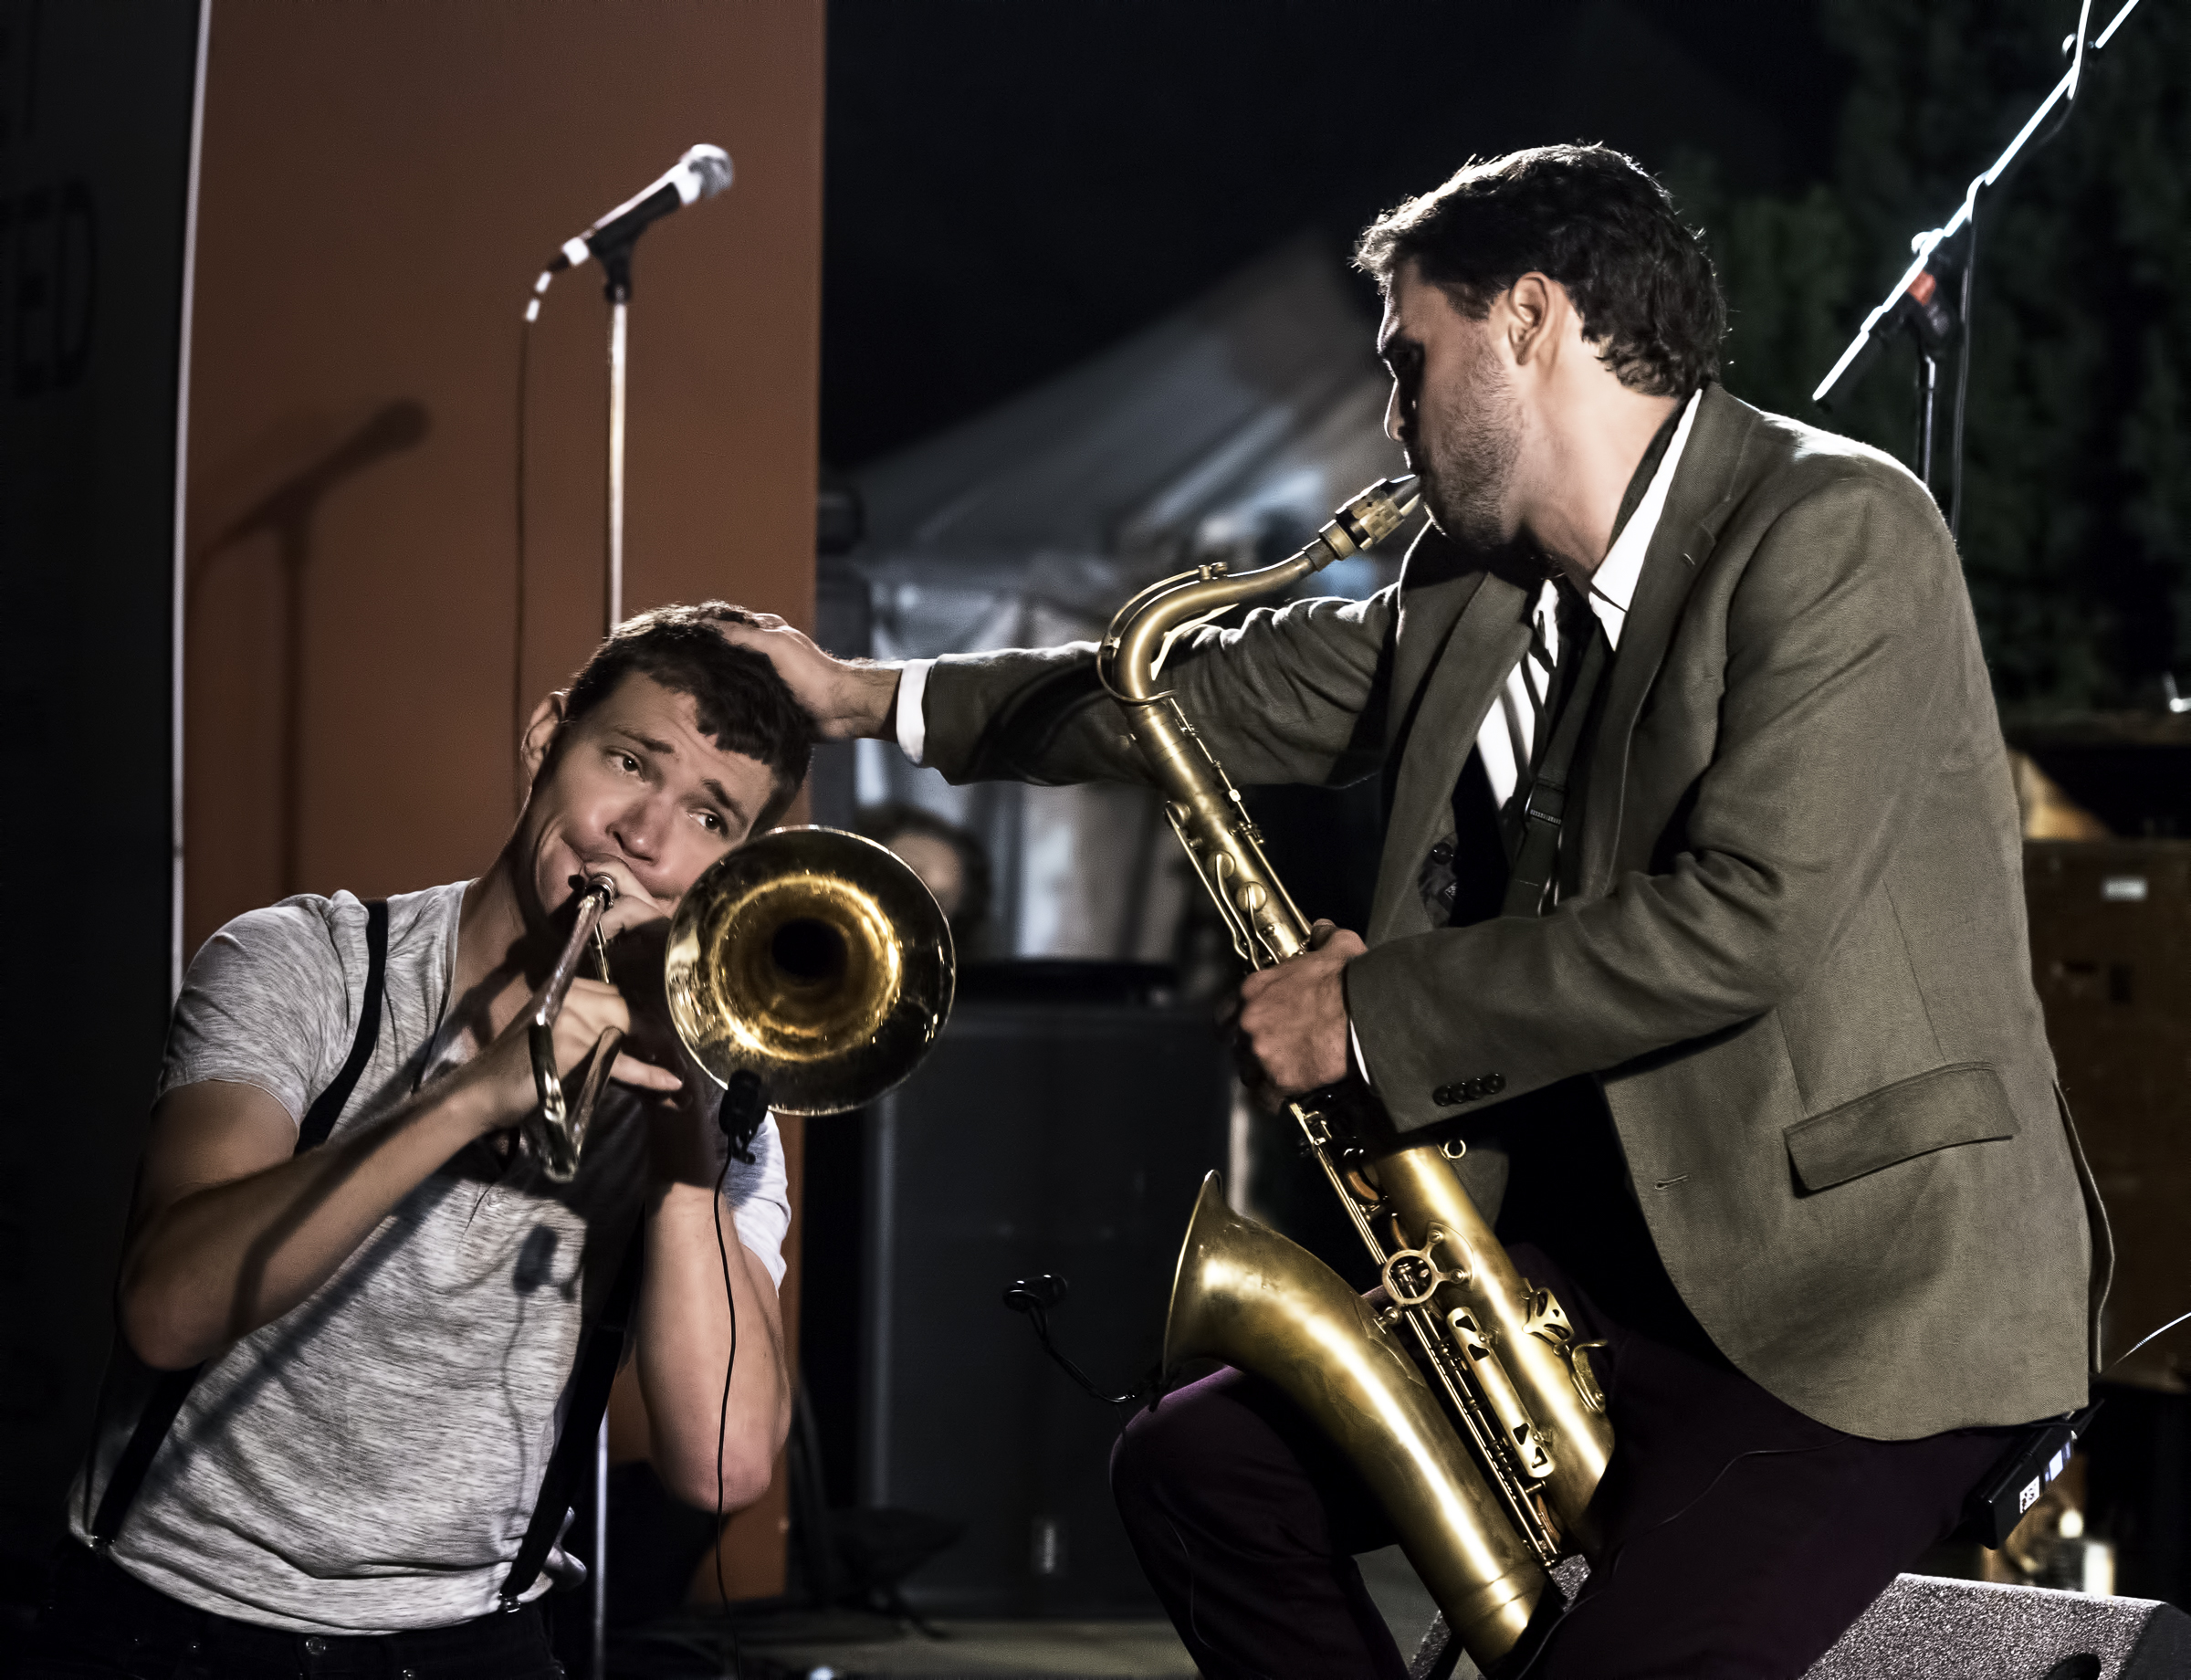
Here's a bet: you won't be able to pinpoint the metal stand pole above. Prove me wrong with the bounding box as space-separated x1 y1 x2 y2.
604 294 629 634
592 1418 610 1680
594 250 634 1680
1914 351 1938 491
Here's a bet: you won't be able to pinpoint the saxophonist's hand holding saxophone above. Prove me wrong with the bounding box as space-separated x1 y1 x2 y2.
1232 918 1366 1107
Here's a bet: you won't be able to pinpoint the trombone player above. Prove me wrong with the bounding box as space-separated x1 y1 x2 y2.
729 146 2105 1677
32 604 805 1677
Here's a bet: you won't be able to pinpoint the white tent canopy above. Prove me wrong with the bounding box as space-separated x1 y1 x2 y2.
848 238 1410 961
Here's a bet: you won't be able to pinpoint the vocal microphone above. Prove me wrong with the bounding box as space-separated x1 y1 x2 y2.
530 144 732 310
548 143 732 272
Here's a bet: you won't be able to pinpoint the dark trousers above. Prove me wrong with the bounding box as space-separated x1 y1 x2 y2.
1112 1239 2008 1680
22 1544 563 1680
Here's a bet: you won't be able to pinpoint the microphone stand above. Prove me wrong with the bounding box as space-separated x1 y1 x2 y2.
586 238 642 1680
519 152 731 1680
599 246 635 634
1811 0 2142 534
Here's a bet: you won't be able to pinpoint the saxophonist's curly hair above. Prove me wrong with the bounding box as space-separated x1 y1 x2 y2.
1354 143 1724 400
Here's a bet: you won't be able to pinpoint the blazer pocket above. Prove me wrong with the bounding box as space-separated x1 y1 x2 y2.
1785 1063 2018 1193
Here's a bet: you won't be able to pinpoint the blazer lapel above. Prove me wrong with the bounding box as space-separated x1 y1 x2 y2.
1576 387 1753 895
1369 566 1532 943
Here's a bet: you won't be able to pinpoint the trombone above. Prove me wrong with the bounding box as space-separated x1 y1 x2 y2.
523 828 956 1181
521 872 624 1182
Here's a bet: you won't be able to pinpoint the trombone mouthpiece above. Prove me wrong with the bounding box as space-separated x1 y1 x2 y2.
583 872 619 907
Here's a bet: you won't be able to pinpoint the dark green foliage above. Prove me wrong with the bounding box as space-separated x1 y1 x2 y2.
1668 0 2191 710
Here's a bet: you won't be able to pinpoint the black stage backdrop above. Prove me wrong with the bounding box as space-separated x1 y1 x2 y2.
0 0 204 1606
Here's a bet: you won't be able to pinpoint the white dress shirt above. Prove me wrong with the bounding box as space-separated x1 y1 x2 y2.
1473 387 1700 808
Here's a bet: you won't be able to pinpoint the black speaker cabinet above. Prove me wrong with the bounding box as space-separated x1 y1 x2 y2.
857 972 1231 1616
2025 841 2191 1391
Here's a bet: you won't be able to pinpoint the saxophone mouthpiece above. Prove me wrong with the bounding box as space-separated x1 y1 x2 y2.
1319 475 1424 564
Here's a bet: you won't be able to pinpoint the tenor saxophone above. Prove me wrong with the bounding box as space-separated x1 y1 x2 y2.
1099 478 1614 1669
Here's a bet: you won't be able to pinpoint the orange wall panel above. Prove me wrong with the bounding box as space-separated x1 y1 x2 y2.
183 1 824 947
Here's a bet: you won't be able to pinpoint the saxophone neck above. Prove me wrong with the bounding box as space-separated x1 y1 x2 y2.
1101 475 1420 702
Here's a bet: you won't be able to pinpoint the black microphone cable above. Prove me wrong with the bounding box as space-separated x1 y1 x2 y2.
708 1070 768 1677
711 1134 744 1679
1002 1274 1153 1428
511 300 536 809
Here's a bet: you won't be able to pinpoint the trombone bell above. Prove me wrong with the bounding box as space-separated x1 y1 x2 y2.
665 826 955 1116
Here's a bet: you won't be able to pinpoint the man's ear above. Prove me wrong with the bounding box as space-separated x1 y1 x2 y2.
520 692 568 788
1504 272 1559 368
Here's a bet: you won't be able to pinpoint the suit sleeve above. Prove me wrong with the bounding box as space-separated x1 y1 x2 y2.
917 586 1398 791
1347 467 1973 1131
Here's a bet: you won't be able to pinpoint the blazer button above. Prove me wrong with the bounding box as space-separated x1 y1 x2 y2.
1433 1084 1462 1106
1429 841 1454 866
1483 1073 1504 1094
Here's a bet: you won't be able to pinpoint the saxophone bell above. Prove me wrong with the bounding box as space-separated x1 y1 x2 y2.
1165 1174 1547 1656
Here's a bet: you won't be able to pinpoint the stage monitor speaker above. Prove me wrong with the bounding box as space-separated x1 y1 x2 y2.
1411 1565 2191 1680
858 967 1231 1617
1803 1571 2191 1680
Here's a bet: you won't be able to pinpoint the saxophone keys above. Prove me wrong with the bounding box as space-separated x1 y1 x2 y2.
1510 1423 1556 1482
1565 1339 1611 1415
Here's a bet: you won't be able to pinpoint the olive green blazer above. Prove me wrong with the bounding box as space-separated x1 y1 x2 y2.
918 384 2109 1440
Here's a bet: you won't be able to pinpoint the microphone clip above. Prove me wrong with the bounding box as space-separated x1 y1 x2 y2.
718 1068 768 1166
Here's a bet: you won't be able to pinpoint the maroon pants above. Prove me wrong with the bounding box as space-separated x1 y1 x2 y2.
1110 1236 2009 1680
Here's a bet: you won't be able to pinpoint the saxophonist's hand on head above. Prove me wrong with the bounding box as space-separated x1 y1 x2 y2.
712 614 905 744
1234 919 1365 1109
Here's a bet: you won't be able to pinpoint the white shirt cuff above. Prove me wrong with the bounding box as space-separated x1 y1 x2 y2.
895 658 935 766
1348 1020 1373 1089
724 1114 793 1290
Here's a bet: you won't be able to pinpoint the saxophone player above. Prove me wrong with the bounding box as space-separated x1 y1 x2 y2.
731 145 2104 1679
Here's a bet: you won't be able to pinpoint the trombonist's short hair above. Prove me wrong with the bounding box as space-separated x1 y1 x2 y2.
1354 143 1724 400
559 602 814 832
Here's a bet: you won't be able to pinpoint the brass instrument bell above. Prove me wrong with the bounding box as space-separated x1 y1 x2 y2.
666 826 955 1116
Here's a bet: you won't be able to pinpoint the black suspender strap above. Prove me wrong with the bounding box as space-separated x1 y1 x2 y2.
87 1365 201 1548
91 899 390 1547
499 1223 647 1606
1501 619 1609 920
297 898 391 1151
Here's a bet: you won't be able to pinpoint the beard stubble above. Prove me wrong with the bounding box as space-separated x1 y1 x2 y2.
1419 327 1524 551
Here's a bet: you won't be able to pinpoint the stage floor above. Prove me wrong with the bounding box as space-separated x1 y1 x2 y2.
620 1547 1438 1677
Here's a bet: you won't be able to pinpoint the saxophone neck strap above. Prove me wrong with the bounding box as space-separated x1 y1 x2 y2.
1502 617 1609 920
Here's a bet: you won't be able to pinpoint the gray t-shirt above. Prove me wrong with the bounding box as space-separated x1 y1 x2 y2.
69 881 791 1633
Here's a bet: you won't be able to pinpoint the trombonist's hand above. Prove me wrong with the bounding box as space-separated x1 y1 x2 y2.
1233 920 1364 1109
713 614 903 743
583 877 729 1184
463 976 683 1142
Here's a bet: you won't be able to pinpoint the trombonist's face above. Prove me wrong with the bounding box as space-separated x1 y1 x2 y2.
518 673 780 933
